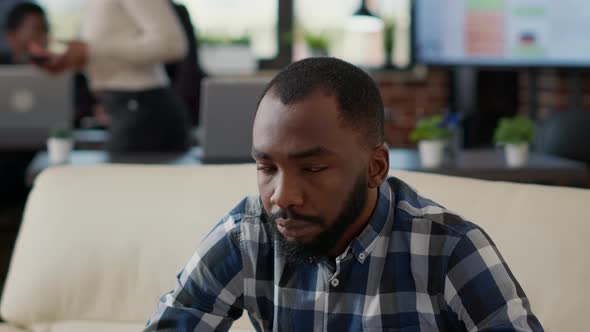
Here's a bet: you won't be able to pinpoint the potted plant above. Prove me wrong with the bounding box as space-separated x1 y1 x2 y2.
47 127 73 165
494 116 536 168
383 21 395 69
409 114 452 168
303 31 330 57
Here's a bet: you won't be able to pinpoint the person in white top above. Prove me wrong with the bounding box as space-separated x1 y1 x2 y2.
31 0 191 152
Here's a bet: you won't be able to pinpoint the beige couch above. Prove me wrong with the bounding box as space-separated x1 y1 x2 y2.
1 164 589 331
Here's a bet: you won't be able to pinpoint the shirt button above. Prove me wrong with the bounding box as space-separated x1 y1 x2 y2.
127 99 139 112
330 278 340 287
359 252 366 260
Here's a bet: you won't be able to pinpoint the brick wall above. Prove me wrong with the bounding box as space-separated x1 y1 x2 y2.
375 67 451 148
517 69 590 120
378 67 590 148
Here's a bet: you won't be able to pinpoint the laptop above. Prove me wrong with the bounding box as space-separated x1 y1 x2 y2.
0 66 71 149
198 77 269 163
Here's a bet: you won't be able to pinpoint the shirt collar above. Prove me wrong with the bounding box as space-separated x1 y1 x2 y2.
348 180 394 263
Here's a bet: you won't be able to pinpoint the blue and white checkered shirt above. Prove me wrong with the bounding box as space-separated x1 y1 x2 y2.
145 177 543 331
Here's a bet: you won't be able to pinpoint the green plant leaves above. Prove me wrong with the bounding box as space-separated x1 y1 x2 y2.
409 114 453 142
494 116 536 144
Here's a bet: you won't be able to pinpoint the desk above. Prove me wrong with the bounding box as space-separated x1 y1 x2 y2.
72 129 109 150
389 149 589 187
72 128 202 149
26 148 203 186
26 148 590 188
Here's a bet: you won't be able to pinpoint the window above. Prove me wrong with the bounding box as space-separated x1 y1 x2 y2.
178 0 411 68
36 0 411 69
294 0 412 68
37 0 82 52
177 0 279 59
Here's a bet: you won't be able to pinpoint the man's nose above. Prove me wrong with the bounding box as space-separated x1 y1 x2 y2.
269 172 304 209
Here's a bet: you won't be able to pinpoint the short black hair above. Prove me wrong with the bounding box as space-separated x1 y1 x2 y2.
4 2 47 32
261 57 384 146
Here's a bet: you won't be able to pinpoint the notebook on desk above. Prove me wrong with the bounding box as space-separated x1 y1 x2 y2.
0 66 71 149
198 77 269 163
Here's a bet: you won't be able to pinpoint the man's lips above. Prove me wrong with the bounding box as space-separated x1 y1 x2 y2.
275 218 319 239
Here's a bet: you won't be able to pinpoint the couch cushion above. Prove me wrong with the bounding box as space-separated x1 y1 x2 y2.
30 321 142 332
28 319 254 332
1 165 258 327
0 323 29 332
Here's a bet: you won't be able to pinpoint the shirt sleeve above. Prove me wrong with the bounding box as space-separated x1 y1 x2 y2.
86 0 187 67
143 214 245 332
444 227 544 331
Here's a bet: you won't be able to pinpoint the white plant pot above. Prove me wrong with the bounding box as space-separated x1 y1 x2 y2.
308 48 328 58
505 143 529 168
199 45 257 75
418 140 445 168
47 138 73 165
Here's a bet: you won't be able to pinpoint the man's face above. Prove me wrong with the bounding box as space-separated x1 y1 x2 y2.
6 13 48 61
252 90 372 263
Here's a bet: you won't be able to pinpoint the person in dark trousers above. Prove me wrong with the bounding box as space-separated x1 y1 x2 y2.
165 1 207 126
30 0 191 153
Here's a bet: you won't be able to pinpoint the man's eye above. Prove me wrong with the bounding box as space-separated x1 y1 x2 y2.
304 166 327 173
257 165 276 174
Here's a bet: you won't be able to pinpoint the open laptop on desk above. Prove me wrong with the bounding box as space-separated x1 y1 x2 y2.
0 66 71 150
198 77 268 163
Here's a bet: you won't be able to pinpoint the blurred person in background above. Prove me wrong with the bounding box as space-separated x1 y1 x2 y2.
30 0 191 153
0 3 48 208
0 0 31 58
165 0 207 127
0 2 47 64
1 2 99 128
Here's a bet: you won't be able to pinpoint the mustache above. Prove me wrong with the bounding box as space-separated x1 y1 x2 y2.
267 208 324 225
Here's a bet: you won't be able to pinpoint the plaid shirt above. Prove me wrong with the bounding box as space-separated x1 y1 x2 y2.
145 177 543 331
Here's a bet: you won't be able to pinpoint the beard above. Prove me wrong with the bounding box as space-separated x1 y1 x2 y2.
265 173 369 265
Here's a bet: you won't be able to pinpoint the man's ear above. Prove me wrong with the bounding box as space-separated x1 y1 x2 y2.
367 143 389 189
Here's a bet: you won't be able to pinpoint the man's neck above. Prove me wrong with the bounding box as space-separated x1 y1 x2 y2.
328 187 379 258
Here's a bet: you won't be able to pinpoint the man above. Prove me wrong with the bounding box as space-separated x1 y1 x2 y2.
1 2 98 127
0 0 29 55
1 2 47 64
145 58 543 331
0 2 48 202
0 2 95 191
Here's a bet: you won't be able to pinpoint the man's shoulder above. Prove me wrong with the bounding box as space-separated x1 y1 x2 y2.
227 194 263 219
215 195 275 269
223 195 272 241
199 195 269 258
386 177 478 238
223 194 266 230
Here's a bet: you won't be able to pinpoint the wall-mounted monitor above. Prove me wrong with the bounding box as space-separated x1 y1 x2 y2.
415 0 590 67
